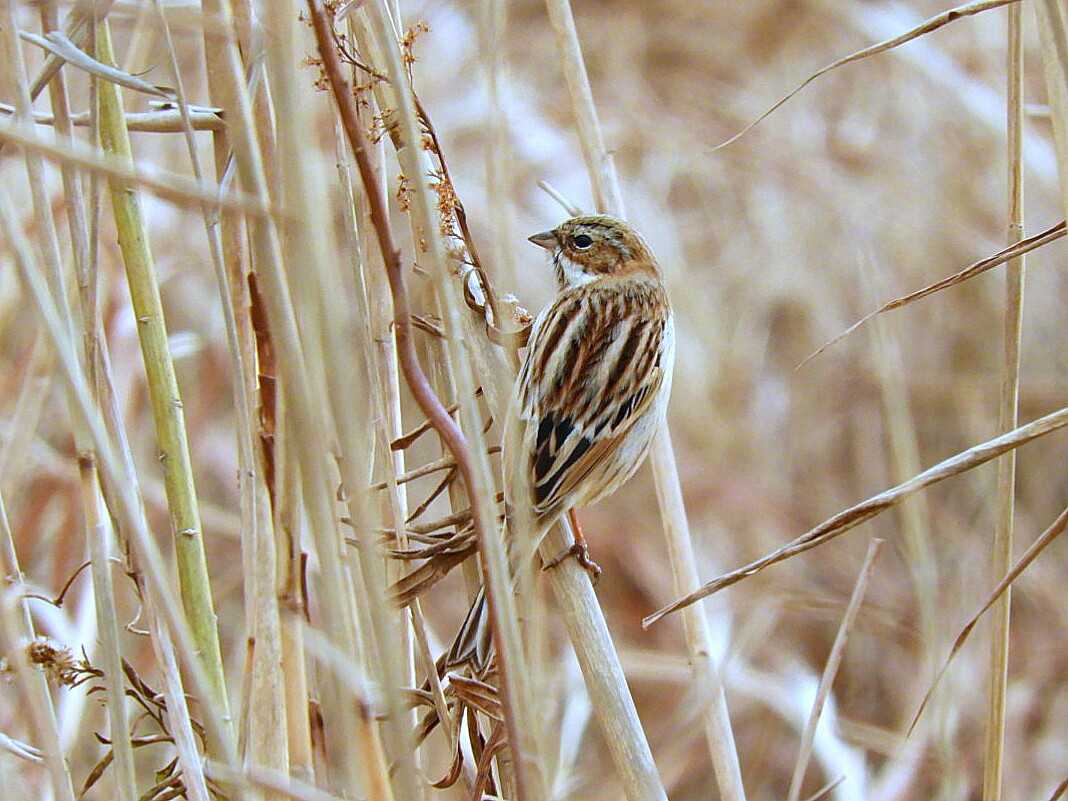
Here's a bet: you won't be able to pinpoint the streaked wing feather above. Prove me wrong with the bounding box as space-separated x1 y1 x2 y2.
516 278 669 517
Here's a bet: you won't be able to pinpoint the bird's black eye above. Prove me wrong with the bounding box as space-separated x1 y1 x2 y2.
572 234 594 249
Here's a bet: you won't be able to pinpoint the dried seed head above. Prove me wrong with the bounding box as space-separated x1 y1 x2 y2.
26 637 79 686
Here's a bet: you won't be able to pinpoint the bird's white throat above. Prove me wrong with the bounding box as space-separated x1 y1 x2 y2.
555 251 598 290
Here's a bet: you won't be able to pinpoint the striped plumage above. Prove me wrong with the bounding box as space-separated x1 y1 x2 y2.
513 270 673 520
448 215 674 671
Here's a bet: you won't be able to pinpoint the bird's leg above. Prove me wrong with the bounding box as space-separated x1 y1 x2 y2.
542 508 602 584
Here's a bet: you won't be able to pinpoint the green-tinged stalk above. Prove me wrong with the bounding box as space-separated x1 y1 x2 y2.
983 6 1025 800
94 19 231 735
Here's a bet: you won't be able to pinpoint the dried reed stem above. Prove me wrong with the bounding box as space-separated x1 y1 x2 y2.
0 114 272 216
206 0 368 793
983 6 1025 799
480 0 518 289
0 490 76 801
95 18 232 735
146 594 214 801
82 473 139 801
543 0 744 798
786 538 882 801
650 430 746 800
312 5 544 798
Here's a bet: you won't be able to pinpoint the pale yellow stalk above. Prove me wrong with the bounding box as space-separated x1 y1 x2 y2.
542 0 743 798
983 6 1025 799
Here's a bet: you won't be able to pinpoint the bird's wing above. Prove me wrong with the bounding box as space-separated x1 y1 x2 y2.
512 278 670 518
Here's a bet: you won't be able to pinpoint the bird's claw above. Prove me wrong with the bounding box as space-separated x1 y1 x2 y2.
542 542 602 585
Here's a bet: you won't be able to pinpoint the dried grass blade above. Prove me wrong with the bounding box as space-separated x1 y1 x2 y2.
712 0 1019 152
450 674 504 721
908 504 1068 735
786 538 882 801
801 219 1064 368
982 6 1026 797
18 30 173 98
389 543 477 607
644 403 1068 625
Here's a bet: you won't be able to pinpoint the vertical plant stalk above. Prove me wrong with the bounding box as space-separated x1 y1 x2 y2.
651 430 746 800
0 491 77 801
149 0 262 652
2 4 136 793
786 538 882 801
0 184 240 784
203 0 369 795
81 464 139 801
323 5 546 800
334 95 428 799
94 20 231 732
480 0 518 290
983 6 1025 799
338 109 450 782
542 0 745 799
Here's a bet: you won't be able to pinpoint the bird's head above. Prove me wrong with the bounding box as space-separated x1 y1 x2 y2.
528 215 659 290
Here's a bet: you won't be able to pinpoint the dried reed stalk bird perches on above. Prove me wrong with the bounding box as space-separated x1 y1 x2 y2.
305 5 543 800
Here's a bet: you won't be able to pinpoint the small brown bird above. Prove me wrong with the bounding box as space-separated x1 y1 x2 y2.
449 214 675 670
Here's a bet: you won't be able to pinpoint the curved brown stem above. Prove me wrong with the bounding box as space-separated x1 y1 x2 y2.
306 6 532 798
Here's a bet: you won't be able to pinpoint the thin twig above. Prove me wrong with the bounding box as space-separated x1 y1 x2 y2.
786 539 882 801
711 0 1019 152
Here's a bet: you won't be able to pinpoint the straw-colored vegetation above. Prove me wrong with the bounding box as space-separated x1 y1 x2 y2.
1 2 1066 801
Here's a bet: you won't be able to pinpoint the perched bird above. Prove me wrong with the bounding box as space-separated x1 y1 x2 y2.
448 214 675 671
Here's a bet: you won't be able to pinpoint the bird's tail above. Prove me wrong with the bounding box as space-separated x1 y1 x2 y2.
445 586 494 673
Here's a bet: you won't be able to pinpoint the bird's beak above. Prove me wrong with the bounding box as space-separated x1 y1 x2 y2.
527 230 558 250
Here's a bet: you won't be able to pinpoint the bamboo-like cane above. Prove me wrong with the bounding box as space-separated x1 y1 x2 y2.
542 1 746 799
94 18 232 737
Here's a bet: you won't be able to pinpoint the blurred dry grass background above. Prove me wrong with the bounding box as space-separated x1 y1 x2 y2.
1 1 1067 800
